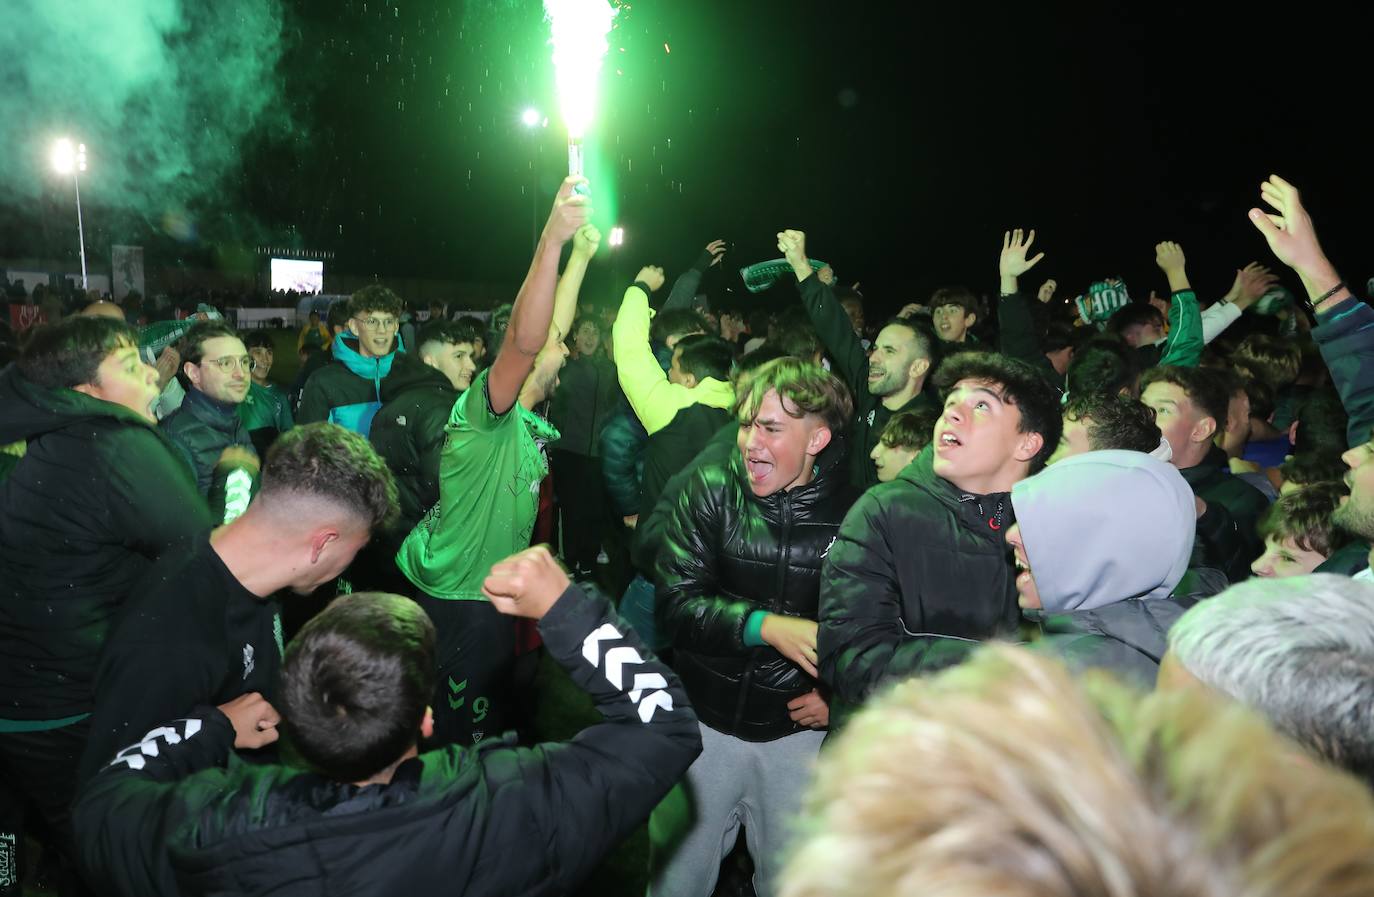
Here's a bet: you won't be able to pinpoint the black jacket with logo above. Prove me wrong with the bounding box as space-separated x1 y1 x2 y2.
80 535 282 783
0 365 213 722
819 445 1021 717
656 443 857 741
73 585 700 897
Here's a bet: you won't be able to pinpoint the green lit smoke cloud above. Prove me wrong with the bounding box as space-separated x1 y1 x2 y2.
0 0 291 234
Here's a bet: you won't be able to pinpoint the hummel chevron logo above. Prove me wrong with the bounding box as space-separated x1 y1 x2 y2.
110 719 204 771
580 622 674 723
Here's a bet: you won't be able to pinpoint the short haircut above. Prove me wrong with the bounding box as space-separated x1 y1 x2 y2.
280 592 436 783
1234 334 1302 389
1066 337 1138 398
242 330 274 351
934 352 1063 472
673 334 734 383
736 357 854 435
1139 365 1231 435
180 320 241 366
1062 392 1161 453
1107 302 1165 335
878 316 934 361
1041 320 1078 354
780 644 1374 897
1241 374 1277 422
416 320 479 358
346 285 404 320
453 314 487 339
1279 452 1348 490
570 315 600 337
651 309 708 346
732 344 787 383
17 316 137 390
1291 389 1348 456
258 423 400 531
1259 482 1352 558
929 286 978 316
774 319 822 361
1167 574 1374 782
326 299 352 332
879 408 938 453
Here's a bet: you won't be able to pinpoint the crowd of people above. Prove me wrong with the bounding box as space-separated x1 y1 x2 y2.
2 171 1374 896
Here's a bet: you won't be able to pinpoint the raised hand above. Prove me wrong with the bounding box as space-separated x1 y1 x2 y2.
572 223 602 260
897 302 926 319
1036 278 1057 304
543 177 593 245
1248 175 1348 310
1155 241 1186 273
1228 262 1279 311
817 264 836 286
635 266 666 293
216 692 280 749
1000 229 1046 281
1155 241 1190 292
760 614 819 678
777 229 811 280
705 239 728 267
482 545 571 620
216 446 260 477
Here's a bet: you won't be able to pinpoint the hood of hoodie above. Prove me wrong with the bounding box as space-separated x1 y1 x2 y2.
333 330 404 384
897 444 1014 541
0 364 155 444
1012 450 1194 611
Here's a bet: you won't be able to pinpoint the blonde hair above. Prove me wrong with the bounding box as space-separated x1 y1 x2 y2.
780 645 1374 897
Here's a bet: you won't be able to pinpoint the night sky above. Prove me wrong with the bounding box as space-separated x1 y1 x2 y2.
6 0 1370 313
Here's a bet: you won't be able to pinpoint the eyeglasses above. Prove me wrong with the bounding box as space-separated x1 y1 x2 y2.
358 316 400 330
202 355 256 373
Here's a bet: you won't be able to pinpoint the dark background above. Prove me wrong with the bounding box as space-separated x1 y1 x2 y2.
6 0 1371 312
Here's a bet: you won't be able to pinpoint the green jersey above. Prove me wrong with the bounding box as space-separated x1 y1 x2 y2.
396 369 559 600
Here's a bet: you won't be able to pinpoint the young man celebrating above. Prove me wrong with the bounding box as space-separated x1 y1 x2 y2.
73 546 701 897
778 229 938 488
298 285 416 436
395 182 592 747
1141 365 1269 582
930 287 980 345
651 358 857 897
160 320 261 521
0 316 213 893
80 423 399 783
819 352 1061 719
370 318 482 537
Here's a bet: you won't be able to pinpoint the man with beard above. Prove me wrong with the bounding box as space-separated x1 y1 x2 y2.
777 228 938 488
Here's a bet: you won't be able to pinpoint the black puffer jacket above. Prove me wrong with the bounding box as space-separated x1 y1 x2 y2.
819 444 1021 717
159 386 257 516
0 365 213 721
369 362 457 535
656 441 857 741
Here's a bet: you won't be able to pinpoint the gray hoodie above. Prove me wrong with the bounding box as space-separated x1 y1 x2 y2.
1012 450 1195 611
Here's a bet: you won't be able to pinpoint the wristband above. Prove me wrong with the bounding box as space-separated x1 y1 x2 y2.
1312 281 1347 309
632 280 654 296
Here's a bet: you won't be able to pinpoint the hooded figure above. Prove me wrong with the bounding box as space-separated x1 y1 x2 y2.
1009 450 1217 685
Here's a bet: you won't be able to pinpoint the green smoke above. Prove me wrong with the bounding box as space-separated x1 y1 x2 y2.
0 0 293 238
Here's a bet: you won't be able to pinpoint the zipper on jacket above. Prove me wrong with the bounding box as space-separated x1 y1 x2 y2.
732 490 796 732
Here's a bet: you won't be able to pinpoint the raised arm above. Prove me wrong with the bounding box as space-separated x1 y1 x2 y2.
611 266 695 435
551 224 601 344
664 239 727 311
489 177 590 415
779 229 868 391
1249 174 1372 445
1154 241 1204 368
997 228 1047 362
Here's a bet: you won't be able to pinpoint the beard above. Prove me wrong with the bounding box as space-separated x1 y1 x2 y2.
1334 496 1374 542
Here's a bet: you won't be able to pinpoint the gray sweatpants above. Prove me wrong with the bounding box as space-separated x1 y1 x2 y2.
647 722 824 897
